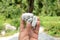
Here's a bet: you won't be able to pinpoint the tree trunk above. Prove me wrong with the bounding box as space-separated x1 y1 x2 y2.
27 0 34 13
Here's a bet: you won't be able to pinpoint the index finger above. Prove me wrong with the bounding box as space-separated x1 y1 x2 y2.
34 17 40 33
20 19 25 32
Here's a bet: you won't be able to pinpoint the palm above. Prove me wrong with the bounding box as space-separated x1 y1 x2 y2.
19 29 29 40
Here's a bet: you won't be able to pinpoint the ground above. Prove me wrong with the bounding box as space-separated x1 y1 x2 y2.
0 27 60 40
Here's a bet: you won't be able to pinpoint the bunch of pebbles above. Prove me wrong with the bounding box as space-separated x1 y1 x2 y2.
22 13 37 28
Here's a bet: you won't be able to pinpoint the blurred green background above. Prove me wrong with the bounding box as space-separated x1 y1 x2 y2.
0 0 60 37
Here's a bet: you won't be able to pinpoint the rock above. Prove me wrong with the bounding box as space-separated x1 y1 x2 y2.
4 23 16 30
1 30 6 36
39 26 44 33
22 13 38 29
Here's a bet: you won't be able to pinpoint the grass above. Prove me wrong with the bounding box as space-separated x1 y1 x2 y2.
0 16 20 37
0 30 18 37
40 16 60 22
39 16 60 37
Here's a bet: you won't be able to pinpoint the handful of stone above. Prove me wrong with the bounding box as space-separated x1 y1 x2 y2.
22 13 38 29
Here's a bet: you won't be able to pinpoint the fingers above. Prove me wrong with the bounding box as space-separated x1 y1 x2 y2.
36 21 40 30
37 17 40 21
20 19 25 32
26 22 32 31
35 17 40 33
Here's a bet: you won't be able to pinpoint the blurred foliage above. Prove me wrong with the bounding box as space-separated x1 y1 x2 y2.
0 0 60 16
0 0 60 37
0 15 5 33
21 0 60 16
5 30 18 36
0 0 21 30
40 16 60 37
10 18 20 29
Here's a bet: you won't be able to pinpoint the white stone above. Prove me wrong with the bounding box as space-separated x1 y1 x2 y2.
39 27 44 33
4 23 16 30
22 13 33 21
22 13 38 28
11 26 16 30
1 30 6 36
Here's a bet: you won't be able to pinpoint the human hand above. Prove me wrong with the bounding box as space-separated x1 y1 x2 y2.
19 19 31 40
29 18 40 40
19 18 40 40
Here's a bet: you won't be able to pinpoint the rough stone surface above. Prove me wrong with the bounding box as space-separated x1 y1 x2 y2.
22 13 37 28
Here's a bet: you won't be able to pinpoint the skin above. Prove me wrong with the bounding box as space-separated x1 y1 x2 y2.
19 18 40 40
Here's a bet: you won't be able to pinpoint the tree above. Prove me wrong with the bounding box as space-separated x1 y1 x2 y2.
27 0 34 13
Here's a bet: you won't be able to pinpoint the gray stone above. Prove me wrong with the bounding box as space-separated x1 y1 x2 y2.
38 32 55 40
9 36 18 40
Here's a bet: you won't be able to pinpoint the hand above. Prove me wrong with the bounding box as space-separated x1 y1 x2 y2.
29 18 40 40
19 18 40 40
19 19 31 40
